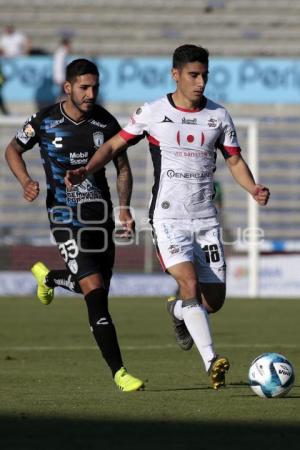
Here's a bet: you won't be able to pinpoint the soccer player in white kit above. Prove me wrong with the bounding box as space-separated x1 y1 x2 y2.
65 45 270 389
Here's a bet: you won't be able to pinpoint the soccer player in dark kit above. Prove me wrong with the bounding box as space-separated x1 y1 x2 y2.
5 58 144 392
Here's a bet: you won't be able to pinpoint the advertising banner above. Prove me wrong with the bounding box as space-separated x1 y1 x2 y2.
0 255 299 297
1 56 300 104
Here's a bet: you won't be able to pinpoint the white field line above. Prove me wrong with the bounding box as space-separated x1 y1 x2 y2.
0 343 298 351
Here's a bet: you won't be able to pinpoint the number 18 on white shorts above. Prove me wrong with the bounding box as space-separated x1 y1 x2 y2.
151 217 226 284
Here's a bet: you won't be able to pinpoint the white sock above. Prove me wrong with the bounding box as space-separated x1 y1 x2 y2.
182 299 216 372
174 299 183 320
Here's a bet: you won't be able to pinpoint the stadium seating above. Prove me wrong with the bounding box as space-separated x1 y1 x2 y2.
1 0 300 270
1 0 300 56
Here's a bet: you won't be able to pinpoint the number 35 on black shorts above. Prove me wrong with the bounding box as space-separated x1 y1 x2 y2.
52 225 115 281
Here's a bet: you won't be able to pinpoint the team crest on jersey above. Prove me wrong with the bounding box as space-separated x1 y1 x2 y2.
93 131 104 148
168 244 180 255
207 118 218 128
135 107 142 115
68 259 78 274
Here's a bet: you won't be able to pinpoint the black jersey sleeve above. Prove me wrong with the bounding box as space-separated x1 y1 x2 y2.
106 115 121 139
15 112 41 151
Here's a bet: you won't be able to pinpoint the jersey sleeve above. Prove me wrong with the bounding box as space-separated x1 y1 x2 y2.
119 103 150 145
15 113 41 150
105 115 122 140
216 109 241 159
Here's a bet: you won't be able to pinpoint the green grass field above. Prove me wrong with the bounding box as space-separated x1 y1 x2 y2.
1 296 299 450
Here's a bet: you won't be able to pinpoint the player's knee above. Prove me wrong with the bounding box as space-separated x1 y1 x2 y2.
178 277 198 299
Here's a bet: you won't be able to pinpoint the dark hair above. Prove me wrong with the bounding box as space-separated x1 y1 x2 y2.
66 58 99 82
173 45 209 69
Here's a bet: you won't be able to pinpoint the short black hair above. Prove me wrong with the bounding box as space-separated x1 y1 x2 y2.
173 45 209 69
66 58 99 82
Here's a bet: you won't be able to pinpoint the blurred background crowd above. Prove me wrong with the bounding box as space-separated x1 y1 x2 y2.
0 0 299 297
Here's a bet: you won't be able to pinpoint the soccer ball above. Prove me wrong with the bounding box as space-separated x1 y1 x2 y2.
248 352 295 398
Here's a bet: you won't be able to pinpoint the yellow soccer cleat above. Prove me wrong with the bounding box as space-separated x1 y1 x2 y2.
31 262 54 305
209 356 230 390
114 367 145 392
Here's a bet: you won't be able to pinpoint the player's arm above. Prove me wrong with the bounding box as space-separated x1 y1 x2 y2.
64 133 128 188
5 138 40 202
226 154 270 206
113 150 135 236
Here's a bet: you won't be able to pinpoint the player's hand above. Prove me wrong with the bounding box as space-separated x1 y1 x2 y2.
118 208 135 238
64 167 87 189
252 184 270 206
23 179 39 202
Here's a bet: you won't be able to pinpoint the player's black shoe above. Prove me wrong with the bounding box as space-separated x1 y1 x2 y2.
166 296 193 351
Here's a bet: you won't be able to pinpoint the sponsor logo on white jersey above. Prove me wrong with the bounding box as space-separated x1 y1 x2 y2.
166 169 210 180
182 117 197 125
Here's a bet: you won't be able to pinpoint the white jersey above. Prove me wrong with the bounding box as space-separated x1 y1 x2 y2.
120 94 241 219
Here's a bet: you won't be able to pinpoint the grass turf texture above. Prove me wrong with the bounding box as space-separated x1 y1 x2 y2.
0 296 299 450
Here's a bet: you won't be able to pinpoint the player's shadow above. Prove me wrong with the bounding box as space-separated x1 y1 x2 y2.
148 382 250 392
1 415 299 450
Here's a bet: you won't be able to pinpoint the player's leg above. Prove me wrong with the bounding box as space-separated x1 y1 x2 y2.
151 219 193 350
79 273 144 392
31 227 83 304
168 261 218 373
153 219 216 369
31 261 82 305
71 226 143 391
152 218 228 388
193 221 230 388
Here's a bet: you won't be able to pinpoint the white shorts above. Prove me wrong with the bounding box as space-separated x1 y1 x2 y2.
152 217 226 284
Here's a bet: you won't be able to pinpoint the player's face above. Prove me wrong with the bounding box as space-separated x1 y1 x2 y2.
172 62 208 107
67 74 99 115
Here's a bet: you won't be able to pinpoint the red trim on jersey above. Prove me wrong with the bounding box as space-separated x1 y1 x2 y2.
119 129 137 142
147 134 160 146
175 105 201 113
201 132 205 146
223 145 241 155
218 143 241 159
155 245 167 272
176 131 180 145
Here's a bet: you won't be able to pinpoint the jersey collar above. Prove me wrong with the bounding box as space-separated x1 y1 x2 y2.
167 93 207 112
60 102 91 125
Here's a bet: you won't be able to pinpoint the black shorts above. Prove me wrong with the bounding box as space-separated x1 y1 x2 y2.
51 221 115 281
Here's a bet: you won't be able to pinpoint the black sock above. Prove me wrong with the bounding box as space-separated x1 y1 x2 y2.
45 270 82 294
85 288 123 376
